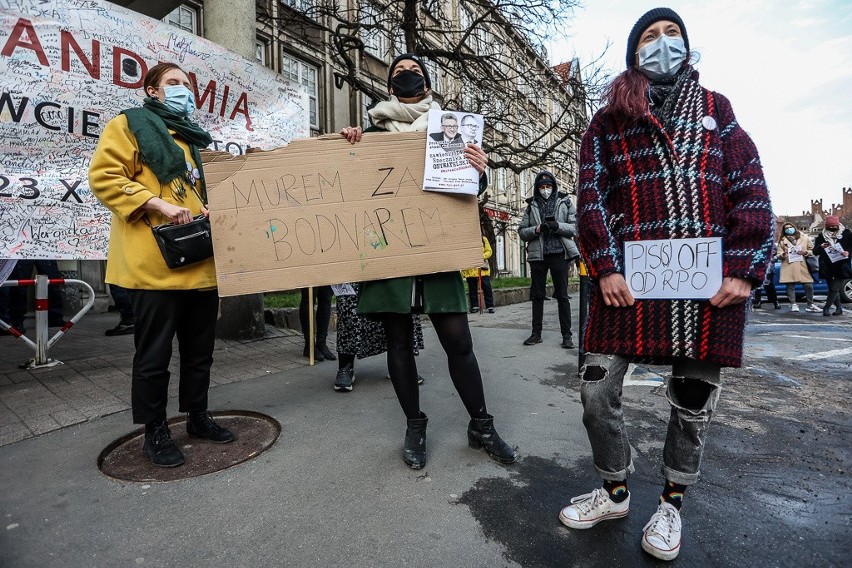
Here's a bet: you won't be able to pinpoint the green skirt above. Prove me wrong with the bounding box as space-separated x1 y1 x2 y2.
357 272 467 314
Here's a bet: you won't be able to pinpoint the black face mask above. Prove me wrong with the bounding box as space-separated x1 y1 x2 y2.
390 70 426 98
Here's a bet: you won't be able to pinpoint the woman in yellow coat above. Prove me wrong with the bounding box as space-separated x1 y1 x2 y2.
462 233 494 313
89 62 234 468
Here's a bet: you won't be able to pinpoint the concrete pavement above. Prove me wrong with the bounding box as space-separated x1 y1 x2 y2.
0 299 847 567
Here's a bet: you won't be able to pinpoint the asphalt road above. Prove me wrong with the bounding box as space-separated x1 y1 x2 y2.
0 300 848 567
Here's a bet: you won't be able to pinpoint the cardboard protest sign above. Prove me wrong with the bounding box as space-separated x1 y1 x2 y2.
204 131 483 296
423 109 483 195
0 0 308 259
624 237 723 300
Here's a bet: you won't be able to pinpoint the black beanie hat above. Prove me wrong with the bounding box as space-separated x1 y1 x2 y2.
535 172 556 191
625 7 689 68
387 53 432 90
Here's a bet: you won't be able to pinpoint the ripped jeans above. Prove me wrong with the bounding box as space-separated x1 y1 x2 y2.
580 353 721 486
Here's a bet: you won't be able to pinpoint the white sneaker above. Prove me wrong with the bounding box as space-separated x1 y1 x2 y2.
558 487 629 529
806 304 821 313
790 304 799 312
642 502 682 561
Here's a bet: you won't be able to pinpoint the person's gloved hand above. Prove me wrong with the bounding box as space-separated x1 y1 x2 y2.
546 220 559 232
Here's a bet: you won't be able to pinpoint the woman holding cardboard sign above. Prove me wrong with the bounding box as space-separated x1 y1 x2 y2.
339 53 516 470
565 9 773 561
90 62 234 469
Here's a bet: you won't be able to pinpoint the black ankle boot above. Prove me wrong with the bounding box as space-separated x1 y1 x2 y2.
303 343 324 361
403 413 428 469
143 420 185 467
187 411 236 443
316 342 337 361
468 415 517 464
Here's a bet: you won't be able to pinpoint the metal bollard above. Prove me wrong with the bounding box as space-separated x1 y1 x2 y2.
0 274 95 368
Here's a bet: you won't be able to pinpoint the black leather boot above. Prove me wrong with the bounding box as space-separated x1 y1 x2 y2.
303 342 324 361
316 342 337 361
187 411 236 443
143 420 185 467
468 415 517 464
403 413 428 469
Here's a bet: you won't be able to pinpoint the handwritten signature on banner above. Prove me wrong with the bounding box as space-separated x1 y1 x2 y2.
0 0 310 260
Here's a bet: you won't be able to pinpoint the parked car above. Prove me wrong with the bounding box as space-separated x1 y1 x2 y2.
771 261 851 303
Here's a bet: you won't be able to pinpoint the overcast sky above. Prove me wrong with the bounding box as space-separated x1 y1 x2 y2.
550 0 852 216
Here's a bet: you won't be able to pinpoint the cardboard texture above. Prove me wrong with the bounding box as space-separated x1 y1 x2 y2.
203 131 483 297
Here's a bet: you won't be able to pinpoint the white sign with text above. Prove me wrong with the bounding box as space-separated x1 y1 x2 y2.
422 109 482 195
624 237 723 300
0 0 309 259
826 243 847 263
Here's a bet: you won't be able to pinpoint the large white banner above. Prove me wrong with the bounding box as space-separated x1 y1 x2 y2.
0 0 310 259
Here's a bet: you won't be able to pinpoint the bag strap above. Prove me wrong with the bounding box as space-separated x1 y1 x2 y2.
143 184 206 228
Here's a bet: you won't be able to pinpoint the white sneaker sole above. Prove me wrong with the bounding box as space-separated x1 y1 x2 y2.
558 507 628 529
642 535 680 561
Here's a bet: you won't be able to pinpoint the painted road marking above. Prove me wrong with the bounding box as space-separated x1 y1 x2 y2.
766 334 852 342
750 322 849 327
623 364 664 387
792 347 852 361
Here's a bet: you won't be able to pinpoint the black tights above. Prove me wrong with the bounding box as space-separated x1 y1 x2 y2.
338 353 355 369
381 313 488 420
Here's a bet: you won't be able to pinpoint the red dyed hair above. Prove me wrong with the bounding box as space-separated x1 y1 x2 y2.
603 53 692 125
602 67 650 125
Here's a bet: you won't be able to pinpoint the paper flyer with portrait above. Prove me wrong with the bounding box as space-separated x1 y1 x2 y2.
787 245 804 263
422 109 484 195
826 243 847 263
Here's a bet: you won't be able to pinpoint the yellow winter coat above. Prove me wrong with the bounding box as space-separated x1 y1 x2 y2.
88 114 217 290
462 236 492 278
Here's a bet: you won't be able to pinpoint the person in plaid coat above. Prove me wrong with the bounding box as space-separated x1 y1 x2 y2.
558 8 774 562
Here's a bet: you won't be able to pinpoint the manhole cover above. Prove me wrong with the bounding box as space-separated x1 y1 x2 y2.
97 411 280 482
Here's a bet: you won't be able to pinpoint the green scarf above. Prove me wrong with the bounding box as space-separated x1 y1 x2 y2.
121 98 213 201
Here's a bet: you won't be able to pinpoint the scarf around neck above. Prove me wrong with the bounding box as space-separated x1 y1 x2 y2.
122 98 213 200
822 223 847 245
649 66 691 127
367 95 440 132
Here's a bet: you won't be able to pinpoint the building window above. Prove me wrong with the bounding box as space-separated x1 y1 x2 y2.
459 5 473 31
497 168 507 194
282 53 319 129
360 2 391 61
519 171 529 197
362 92 377 130
424 58 442 95
163 4 198 35
256 39 270 67
281 0 313 12
423 0 443 19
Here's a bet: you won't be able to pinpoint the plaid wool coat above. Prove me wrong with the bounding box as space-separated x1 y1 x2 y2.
577 71 774 367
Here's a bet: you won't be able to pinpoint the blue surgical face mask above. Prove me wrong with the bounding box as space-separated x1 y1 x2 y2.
162 85 195 117
637 34 687 80
784 228 796 236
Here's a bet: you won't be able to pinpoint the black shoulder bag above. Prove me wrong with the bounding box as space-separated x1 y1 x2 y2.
146 186 213 269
